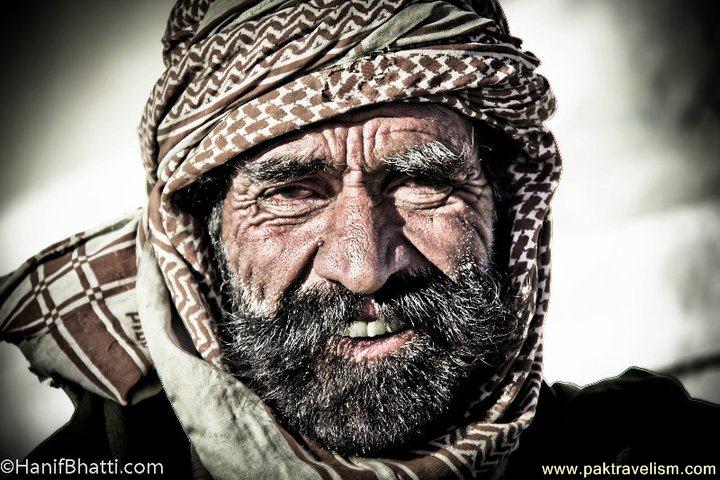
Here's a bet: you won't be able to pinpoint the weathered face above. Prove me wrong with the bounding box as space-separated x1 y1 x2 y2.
210 104 520 455
220 103 494 305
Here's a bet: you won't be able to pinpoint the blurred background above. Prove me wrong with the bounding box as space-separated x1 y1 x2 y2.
1 0 719 459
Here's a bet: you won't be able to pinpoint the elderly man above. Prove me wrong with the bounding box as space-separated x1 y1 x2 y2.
1 0 718 479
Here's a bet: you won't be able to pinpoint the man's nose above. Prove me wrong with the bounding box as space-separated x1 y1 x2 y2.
313 189 409 294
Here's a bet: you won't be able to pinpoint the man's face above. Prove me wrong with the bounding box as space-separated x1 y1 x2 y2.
210 104 520 455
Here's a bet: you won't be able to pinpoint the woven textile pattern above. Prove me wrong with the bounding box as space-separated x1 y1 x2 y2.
1 0 560 478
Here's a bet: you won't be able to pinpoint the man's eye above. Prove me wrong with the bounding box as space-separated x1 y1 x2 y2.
391 176 453 193
262 185 320 202
401 177 447 189
389 177 453 208
256 183 330 216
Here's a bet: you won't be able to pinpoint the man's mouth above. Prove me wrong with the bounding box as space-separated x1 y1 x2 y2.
332 329 415 361
343 317 406 338
341 299 406 336
331 299 414 360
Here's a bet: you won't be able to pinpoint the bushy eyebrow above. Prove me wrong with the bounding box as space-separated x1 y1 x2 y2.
381 141 477 181
240 153 333 183
239 140 477 184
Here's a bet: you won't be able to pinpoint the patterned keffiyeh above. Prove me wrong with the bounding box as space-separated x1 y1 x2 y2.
0 0 560 478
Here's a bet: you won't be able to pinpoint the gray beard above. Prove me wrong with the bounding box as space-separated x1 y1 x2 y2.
210 225 522 457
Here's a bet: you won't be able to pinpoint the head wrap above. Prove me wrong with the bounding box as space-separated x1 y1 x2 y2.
1 0 560 478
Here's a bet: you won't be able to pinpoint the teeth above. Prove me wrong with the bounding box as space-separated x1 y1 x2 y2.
348 321 368 338
366 320 386 337
345 318 404 338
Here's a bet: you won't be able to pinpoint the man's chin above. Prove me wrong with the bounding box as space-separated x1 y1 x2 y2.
214 261 521 456
262 337 479 457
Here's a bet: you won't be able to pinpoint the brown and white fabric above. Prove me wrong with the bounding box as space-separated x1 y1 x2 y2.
0 0 561 478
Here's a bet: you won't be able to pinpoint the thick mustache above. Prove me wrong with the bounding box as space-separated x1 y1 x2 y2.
221 268 454 359
272 267 453 339
222 264 520 366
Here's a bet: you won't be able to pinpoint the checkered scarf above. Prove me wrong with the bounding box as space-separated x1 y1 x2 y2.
1 0 560 478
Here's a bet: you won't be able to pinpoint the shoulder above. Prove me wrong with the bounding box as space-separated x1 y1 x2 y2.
30 388 192 479
0 212 149 405
505 368 720 478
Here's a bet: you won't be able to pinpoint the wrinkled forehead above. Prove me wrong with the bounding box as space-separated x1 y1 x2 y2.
244 103 475 172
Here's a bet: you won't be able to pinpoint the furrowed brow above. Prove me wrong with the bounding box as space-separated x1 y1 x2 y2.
382 141 477 181
240 153 331 183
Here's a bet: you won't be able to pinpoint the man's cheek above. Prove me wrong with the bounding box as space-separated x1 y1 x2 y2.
401 206 493 278
226 220 324 307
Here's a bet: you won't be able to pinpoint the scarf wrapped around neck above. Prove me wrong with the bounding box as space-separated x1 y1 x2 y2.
0 0 560 478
